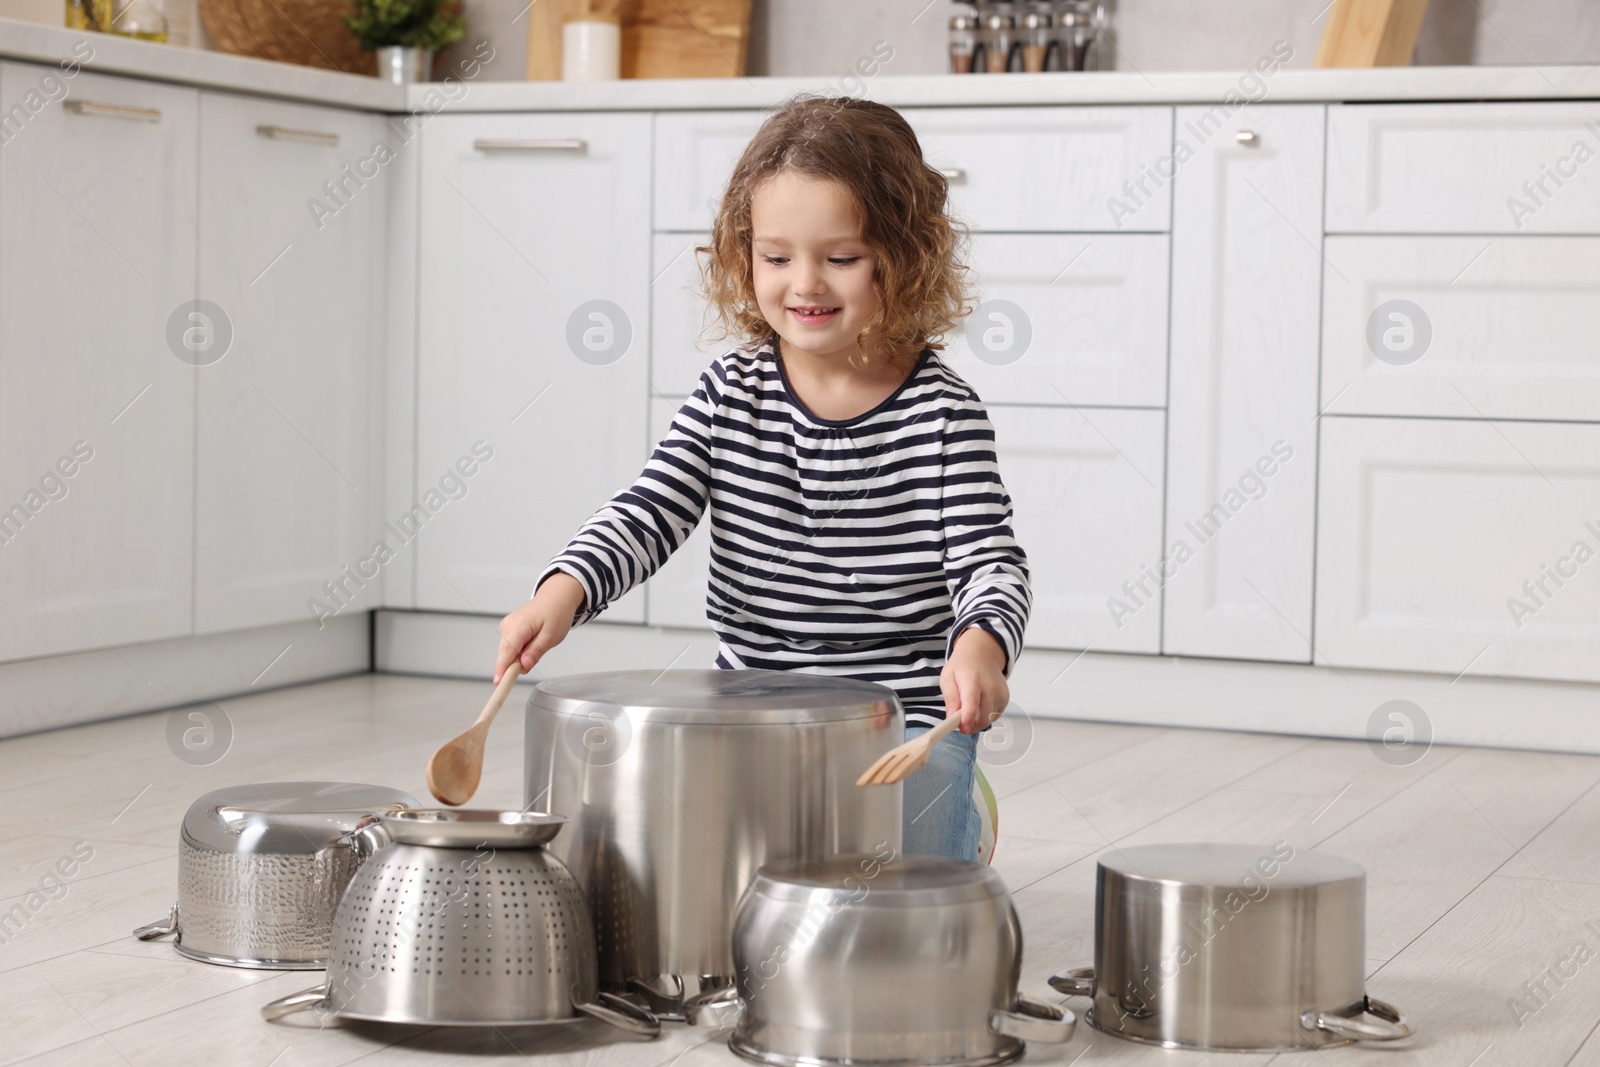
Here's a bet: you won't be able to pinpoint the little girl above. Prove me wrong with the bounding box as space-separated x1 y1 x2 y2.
495 94 1031 862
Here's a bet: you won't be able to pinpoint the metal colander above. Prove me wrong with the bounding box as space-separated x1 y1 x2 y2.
261 811 658 1035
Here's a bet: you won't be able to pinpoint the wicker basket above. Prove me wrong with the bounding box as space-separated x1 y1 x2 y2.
200 0 376 77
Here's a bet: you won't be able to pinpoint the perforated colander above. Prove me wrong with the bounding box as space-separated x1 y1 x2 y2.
260 811 658 1035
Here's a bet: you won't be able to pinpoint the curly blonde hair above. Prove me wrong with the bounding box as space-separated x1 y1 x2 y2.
697 94 974 372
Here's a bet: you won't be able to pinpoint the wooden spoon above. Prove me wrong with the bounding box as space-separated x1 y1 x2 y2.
856 713 964 787
426 663 523 806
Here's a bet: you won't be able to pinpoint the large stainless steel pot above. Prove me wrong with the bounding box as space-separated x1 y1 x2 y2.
133 782 417 968
691 854 1074 1066
1049 843 1412 1051
260 809 659 1036
525 669 903 1014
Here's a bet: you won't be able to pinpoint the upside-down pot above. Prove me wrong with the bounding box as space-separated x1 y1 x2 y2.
691 854 1075 1067
524 669 904 1016
1050 843 1412 1052
133 782 417 968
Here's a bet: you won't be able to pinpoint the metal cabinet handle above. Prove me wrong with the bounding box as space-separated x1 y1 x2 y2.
1236 130 1260 146
939 167 966 181
1048 966 1095 997
64 99 161 123
1300 995 1411 1042
473 138 588 152
257 124 340 146
989 992 1076 1044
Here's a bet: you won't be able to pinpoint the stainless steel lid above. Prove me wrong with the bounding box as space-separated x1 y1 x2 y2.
1099 843 1363 889
529 669 899 726
180 782 417 854
752 856 1009 907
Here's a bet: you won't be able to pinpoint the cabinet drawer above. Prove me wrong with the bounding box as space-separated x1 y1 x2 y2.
1327 102 1600 234
989 405 1166 654
654 111 764 232
1315 417 1600 684
908 106 1173 232
1322 236 1600 421
944 234 1168 408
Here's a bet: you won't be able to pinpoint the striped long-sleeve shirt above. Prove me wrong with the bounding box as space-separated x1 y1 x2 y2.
535 334 1032 727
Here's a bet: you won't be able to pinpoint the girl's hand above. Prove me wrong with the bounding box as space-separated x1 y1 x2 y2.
494 573 586 683
939 626 1010 734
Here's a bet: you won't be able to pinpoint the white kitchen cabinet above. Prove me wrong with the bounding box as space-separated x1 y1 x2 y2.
906 106 1174 232
194 92 387 634
0 64 197 662
651 232 723 397
415 113 650 622
644 396 714 630
653 111 765 232
988 405 1166 654
1326 102 1600 234
1316 416 1600 683
943 234 1169 409
1163 105 1324 662
1321 235 1600 423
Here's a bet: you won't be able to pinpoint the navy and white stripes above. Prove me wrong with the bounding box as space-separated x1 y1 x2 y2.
536 334 1032 727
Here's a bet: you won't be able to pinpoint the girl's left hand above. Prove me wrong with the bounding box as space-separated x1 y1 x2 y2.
940 626 1010 734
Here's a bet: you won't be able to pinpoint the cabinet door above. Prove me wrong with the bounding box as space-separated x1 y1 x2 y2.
942 234 1169 409
194 93 386 634
651 232 722 397
643 396 713 630
0 65 197 662
1163 105 1324 662
1321 235 1600 423
416 113 650 621
988 405 1166 654
1316 417 1600 684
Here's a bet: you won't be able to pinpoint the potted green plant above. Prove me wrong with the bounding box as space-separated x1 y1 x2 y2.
343 0 467 83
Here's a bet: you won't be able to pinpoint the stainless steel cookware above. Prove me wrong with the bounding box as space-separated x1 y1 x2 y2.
692 854 1075 1067
525 669 903 1015
1049 843 1411 1051
260 809 659 1036
133 782 417 968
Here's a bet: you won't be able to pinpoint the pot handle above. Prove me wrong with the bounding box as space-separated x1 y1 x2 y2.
1300 996 1411 1042
133 903 178 941
990 992 1076 1044
686 986 745 1030
575 991 661 1038
260 985 332 1022
1048 967 1095 998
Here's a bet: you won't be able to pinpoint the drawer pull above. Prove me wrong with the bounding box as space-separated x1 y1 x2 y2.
939 167 966 181
1235 130 1260 147
473 138 588 153
64 100 161 123
257 124 340 146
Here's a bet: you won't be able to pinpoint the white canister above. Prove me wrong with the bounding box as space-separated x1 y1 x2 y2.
562 15 621 81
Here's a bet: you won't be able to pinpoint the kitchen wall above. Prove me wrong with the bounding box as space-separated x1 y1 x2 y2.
432 0 1600 83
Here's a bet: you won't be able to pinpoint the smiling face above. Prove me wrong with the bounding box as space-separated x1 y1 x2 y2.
749 169 882 367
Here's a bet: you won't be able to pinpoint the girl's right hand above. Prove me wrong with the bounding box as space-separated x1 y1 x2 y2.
494 572 586 683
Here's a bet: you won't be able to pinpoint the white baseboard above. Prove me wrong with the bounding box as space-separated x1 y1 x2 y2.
0 612 370 738
376 610 1600 755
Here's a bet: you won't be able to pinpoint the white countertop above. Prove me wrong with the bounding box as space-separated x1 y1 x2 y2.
5 16 1600 114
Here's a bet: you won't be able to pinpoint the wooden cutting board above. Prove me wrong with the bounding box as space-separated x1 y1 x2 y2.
525 0 752 80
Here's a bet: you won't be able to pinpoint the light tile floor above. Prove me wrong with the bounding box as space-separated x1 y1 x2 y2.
4 674 1599 1065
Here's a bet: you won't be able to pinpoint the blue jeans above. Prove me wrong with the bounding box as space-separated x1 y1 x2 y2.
900 722 982 862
